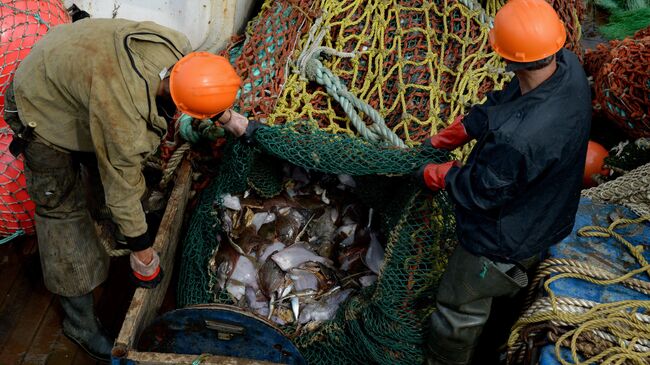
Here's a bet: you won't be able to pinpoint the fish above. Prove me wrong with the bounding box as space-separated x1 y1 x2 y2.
307 207 338 245
222 193 241 211
337 174 356 189
257 241 286 262
271 244 333 271
291 296 300 322
298 288 354 324
338 245 367 272
288 268 320 292
363 232 385 275
258 259 285 299
246 286 269 318
229 255 259 291
252 212 276 233
359 275 378 287
237 226 272 254
274 208 308 242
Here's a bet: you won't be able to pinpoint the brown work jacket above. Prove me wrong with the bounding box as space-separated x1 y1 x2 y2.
13 19 192 237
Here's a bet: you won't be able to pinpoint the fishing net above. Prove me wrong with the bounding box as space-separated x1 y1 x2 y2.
0 0 70 239
589 0 650 40
177 0 587 363
546 0 585 59
586 26 650 140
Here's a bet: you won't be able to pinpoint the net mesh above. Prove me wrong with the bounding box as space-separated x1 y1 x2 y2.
0 0 70 237
585 26 650 139
177 0 586 363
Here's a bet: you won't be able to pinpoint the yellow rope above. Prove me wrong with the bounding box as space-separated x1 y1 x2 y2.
577 216 650 278
269 0 510 153
508 216 650 364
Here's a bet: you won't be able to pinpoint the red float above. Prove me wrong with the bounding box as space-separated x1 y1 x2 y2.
0 1 70 237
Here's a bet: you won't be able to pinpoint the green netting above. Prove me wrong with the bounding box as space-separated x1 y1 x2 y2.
599 8 650 40
253 122 449 176
592 0 650 40
177 138 254 306
295 190 457 364
177 122 456 364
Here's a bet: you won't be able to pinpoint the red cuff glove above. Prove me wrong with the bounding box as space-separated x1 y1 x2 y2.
422 161 460 191
429 115 471 150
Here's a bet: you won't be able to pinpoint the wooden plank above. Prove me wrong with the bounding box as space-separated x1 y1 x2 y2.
115 159 192 351
0 236 35 315
0 264 53 364
19 296 58 365
126 351 278 365
46 334 85 365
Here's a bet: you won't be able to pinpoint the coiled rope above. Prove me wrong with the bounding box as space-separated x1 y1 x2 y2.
582 162 650 218
508 216 650 365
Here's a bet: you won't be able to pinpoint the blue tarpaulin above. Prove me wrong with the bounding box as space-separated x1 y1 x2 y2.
538 197 650 365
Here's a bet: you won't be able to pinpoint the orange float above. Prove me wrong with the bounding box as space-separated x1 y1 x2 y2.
583 140 610 187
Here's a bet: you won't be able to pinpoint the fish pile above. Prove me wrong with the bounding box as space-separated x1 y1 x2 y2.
209 165 385 330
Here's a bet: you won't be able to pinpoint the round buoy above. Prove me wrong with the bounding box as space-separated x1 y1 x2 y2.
583 140 609 187
0 133 35 236
0 1 70 237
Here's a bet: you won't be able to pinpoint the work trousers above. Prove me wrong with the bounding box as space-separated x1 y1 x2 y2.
425 245 536 365
4 84 109 297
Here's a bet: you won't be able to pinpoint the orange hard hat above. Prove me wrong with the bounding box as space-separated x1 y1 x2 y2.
489 0 566 63
583 141 609 187
169 52 242 119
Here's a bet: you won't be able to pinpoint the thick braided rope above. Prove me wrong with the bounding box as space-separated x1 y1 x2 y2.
160 142 190 190
100 237 130 257
94 222 131 257
457 0 494 27
303 53 407 148
524 259 650 309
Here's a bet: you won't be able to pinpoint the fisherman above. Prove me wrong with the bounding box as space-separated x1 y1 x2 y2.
3 18 249 361
416 0 591 363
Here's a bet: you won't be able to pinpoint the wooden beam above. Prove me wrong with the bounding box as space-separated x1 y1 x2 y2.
115 159 192 349
125 351 279 365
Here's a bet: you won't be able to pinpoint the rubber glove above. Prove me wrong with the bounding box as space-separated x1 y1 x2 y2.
418 161 461 191
130 249 164 289
426 115 471 150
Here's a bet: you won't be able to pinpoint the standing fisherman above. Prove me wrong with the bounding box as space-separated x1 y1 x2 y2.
416 0 592 363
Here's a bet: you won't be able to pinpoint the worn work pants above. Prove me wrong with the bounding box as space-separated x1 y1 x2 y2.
425 245 536 365
22 140 110 297
4 84 109 296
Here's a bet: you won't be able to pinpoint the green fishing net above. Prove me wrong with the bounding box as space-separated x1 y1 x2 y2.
177 122 456 364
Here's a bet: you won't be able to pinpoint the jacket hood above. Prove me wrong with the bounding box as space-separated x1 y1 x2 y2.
114 21 192 135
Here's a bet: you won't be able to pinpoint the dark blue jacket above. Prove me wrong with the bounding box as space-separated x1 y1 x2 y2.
445 49 592 262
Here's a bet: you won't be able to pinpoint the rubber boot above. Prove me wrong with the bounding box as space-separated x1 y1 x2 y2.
59 293 114 362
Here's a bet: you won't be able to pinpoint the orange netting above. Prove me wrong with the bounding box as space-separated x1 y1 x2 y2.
547 0 585 60
586 26 650 139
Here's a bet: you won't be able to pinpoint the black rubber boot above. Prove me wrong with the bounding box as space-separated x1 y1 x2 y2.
59 293 114 362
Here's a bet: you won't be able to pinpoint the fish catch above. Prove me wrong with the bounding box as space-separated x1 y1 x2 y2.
209 165 386 330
